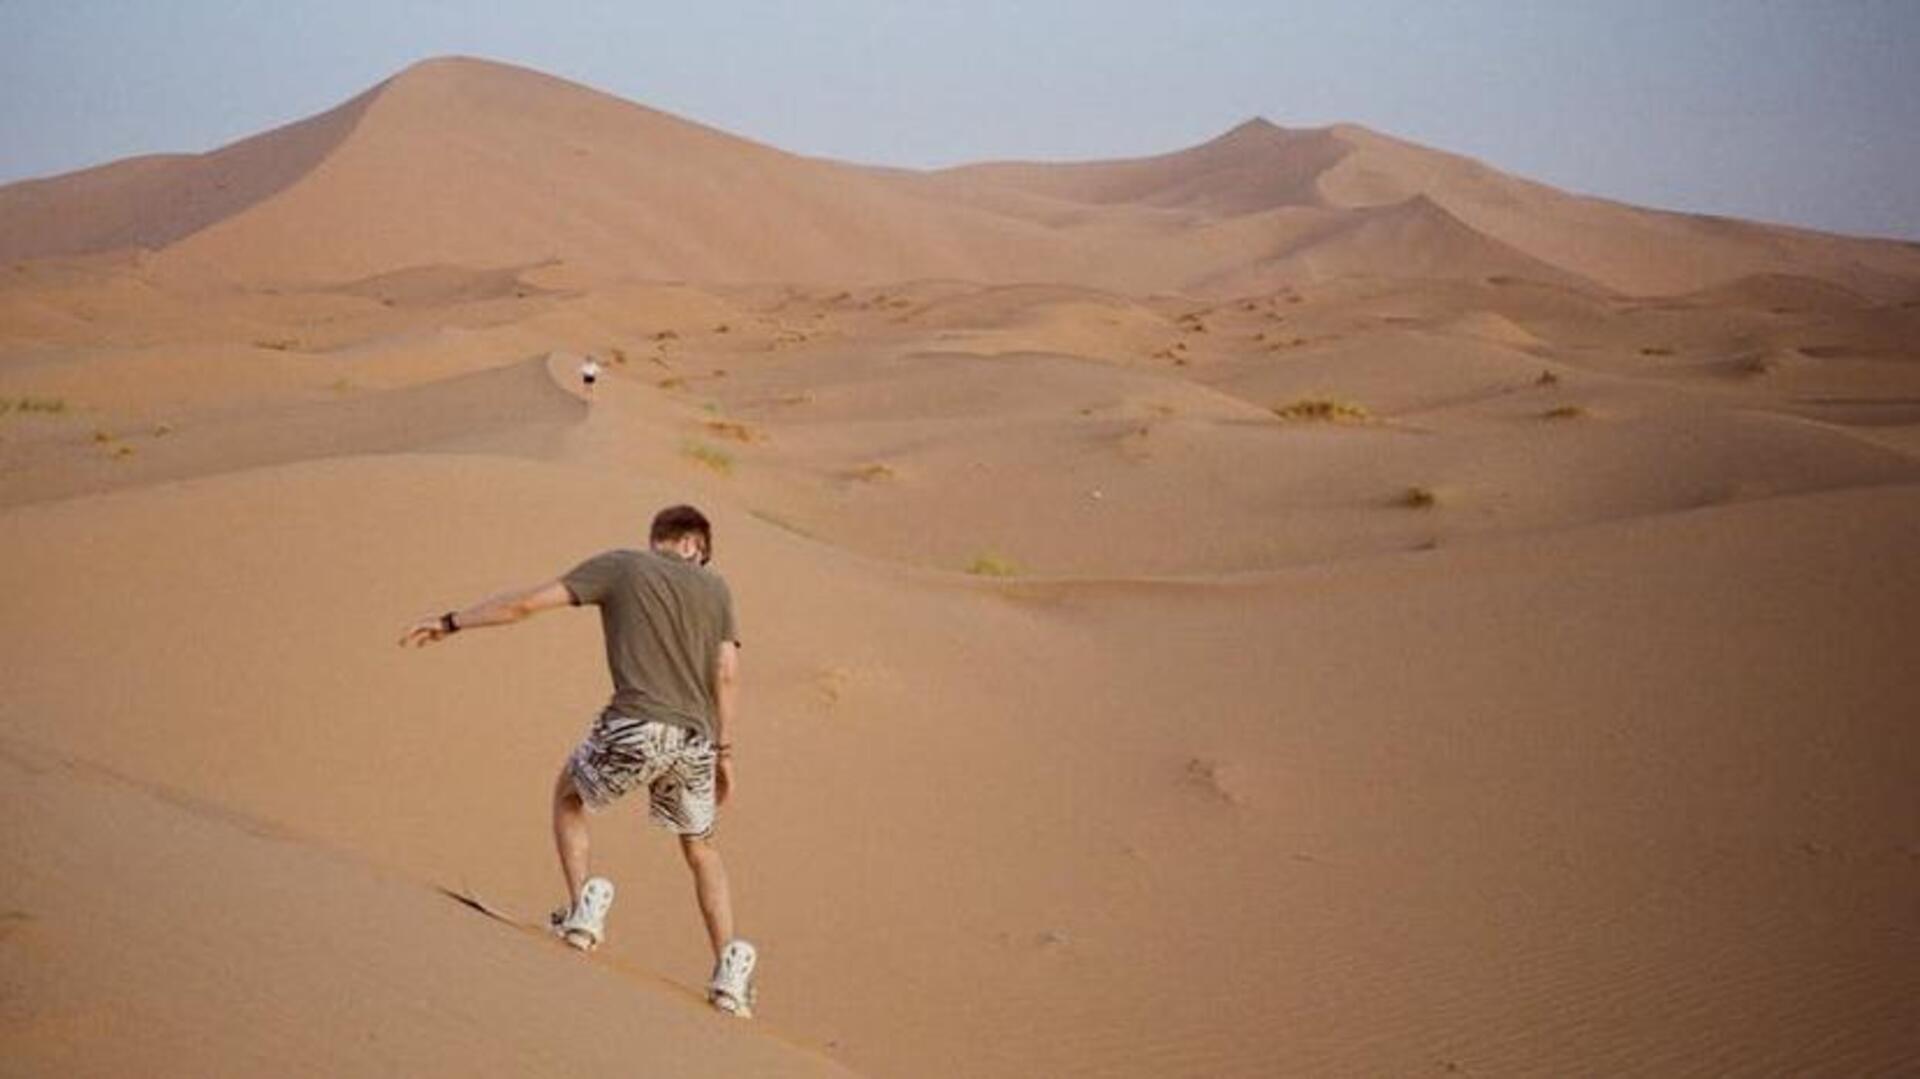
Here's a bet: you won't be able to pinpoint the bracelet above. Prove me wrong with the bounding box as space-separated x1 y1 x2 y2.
440 611 460 634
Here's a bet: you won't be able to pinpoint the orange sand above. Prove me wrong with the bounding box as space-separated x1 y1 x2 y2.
3 57 1917 1077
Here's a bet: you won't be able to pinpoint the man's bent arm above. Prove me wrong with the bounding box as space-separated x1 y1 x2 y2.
399 580 575 647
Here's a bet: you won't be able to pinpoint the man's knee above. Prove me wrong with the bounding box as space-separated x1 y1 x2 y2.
553 767 584 809
680 833 721 867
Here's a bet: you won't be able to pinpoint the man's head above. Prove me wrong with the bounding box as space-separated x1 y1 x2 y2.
650 504 713 565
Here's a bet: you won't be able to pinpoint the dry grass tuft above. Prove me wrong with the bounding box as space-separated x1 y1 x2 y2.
965 554 1019 578
1541 405 1590 420
1400 486 1439 509
702 420 759 443
681 440 734 475
5 396 69 415
1273 398 1371 423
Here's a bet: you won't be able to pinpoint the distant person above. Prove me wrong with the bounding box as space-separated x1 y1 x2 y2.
579 355 602 394
399 504 758 1016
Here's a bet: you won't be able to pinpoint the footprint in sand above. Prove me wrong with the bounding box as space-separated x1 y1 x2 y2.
813 667 854 709
1183 756 1243 805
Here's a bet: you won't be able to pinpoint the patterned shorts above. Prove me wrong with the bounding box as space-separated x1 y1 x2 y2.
565 712 717 837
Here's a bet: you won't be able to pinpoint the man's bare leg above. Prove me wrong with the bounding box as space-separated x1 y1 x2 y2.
552 768 591 908
679 834 735 958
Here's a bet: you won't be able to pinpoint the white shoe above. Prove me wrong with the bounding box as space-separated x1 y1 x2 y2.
708 939 758 1017
555 877 615 951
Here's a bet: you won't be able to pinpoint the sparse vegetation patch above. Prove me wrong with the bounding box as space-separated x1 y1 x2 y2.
1272 398 1371 423
703 420 758 443
965 554 1020 578
4 396 69 415
1400 486 1439 509
1541 405 1590 420
682 440 734 475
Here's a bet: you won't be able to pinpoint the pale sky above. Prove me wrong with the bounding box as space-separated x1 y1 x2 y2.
3 0 1917 239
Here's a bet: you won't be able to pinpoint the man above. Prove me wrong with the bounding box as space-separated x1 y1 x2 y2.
400 504 757 1016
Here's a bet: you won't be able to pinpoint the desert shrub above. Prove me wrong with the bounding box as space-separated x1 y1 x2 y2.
1401 486 1438 508
1273 398 1371 423
1541 405 1589 420
965 554 1019 578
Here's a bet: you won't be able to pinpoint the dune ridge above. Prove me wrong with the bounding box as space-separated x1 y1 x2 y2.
4 56 1919 297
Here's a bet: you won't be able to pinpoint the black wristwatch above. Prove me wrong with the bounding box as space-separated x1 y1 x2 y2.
440 611 460 634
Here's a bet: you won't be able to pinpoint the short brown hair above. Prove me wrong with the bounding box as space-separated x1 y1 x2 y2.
650 504 713 563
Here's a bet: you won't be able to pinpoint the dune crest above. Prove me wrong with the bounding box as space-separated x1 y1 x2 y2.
4 56 1918 297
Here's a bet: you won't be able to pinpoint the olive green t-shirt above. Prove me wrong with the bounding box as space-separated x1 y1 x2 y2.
562 549 739 741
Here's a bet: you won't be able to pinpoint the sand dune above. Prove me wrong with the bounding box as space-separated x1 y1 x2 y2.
4 54 1919 1078
7 56 1920 297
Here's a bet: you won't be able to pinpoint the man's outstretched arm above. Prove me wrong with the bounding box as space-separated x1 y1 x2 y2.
399 580 576 648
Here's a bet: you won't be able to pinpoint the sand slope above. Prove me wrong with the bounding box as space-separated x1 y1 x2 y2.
0 735 853 1078
4 54 1920 1079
